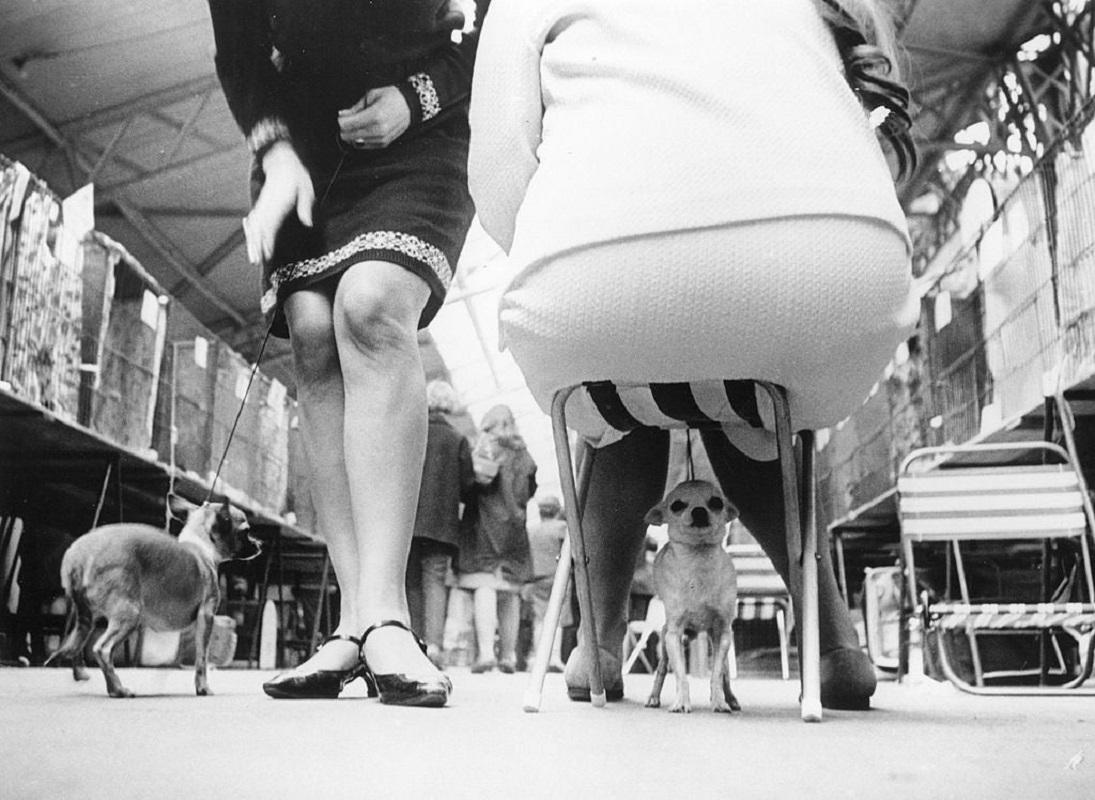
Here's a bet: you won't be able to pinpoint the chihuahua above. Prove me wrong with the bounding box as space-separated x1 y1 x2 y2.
645 479 741 713
45 497 260 697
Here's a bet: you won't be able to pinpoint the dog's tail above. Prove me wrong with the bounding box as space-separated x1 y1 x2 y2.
43 555 91 668
43 598 77 667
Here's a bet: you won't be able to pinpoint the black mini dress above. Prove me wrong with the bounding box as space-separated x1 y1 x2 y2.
209 0 486 337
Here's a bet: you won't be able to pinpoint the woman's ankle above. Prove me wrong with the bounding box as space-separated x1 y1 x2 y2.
295 636 360 672
360 620 442 675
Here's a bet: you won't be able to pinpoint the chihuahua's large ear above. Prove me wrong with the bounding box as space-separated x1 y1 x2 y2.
644 502 668 528
167 493 196 521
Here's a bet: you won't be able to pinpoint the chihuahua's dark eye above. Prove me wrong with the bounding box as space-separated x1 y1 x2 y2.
669 500 687 514
708 497 724 512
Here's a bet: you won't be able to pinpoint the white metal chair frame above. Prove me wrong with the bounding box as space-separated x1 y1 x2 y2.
726 543 793 681
522 380 822 721
898 437 1095 695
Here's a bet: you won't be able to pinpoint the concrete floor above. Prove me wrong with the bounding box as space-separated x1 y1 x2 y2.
2 661 1094 800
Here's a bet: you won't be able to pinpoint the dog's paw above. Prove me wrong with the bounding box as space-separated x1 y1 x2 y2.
645 696 661 709
668 702 691 714
712 699 735 713
73 668 90 682
196 687 213 697
108 687 135 698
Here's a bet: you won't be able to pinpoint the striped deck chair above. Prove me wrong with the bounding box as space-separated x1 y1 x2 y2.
897 441 1095 695
522 379 822 721
727 543 793 681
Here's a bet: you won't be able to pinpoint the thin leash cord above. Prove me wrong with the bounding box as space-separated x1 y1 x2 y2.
685 429 695 481
200 153 346 505
204 322 274 504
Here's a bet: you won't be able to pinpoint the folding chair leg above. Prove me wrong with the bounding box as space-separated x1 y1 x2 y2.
777 606 790 681
523 537 573 712
759 381 821 722
541 387 607 706
934 628 1095 695
623 624 653 674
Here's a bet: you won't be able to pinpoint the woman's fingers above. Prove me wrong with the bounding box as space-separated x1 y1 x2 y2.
296 178 315 228
242 215 261 265
337 87 411 148
242 164 314 265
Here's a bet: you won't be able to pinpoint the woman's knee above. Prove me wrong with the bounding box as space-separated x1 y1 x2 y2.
285 295 339 388
334 263 427 358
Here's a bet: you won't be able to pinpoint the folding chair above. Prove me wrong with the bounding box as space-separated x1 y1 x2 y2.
727 543 793 681
522 379 822 721
897 440 1095 694
622 596 665 675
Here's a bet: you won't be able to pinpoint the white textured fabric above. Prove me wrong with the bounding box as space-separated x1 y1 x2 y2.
501 219 917 450
467 0 917 447
468 0 910 257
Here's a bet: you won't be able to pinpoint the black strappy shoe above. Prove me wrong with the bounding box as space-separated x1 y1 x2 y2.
359 620 452 707
262 634 377 700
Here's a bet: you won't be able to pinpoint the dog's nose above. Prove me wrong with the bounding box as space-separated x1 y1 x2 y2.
690 507 710 527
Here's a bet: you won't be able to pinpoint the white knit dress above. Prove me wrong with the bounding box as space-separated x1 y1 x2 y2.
468 0 919 450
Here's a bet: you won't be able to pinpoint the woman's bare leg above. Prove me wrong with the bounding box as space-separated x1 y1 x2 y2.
282 288 361 671
472 585 499 666
497 590 521 669
333 261 438 676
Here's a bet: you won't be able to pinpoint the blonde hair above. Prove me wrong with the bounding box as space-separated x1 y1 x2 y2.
426 380 461 414
480 404 515 434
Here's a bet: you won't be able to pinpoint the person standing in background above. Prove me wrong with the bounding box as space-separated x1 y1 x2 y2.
407 380 476 666
454 405 537 673
523 496 568 673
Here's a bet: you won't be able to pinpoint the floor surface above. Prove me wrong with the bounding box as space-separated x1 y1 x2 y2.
2 662 1094 800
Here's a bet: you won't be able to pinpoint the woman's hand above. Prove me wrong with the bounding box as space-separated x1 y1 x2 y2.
243 142 314 266
338 86 411 149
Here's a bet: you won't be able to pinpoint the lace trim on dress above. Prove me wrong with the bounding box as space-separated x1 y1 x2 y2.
408 73 441 121
260 230 452 314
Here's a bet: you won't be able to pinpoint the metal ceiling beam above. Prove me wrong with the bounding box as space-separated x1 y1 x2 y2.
168 227 246 299
97 140 242 192
0 75 222 151
0 71 246 328
63 76 222 135
114 203 245 327
95 205 246 219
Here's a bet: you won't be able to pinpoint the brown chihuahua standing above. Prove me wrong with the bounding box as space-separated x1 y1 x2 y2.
45 497 259 697
645 479 741 714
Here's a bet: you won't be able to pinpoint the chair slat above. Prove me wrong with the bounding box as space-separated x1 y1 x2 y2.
929 602 1095 631
899 470 1080 494
902 512 1087 540
900 493 1082 514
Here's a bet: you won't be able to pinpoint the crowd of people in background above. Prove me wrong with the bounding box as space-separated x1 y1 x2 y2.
406 380 567 673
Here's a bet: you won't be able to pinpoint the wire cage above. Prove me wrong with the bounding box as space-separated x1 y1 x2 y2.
77 233 168 452
0 157 82 420
168 337 291 514
819 106 1095 532
927 115 1095 440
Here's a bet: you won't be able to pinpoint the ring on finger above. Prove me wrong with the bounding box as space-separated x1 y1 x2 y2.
353 138 367 149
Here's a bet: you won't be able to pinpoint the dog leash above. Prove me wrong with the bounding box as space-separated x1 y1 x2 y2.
199 151 348 506
685 429 696 481
203 322 275 504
